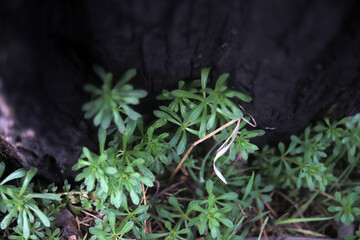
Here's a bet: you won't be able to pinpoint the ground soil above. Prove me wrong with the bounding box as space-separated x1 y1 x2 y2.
0 0 360 184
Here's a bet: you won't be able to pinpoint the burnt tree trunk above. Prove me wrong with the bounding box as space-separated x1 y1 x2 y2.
0 0 360 183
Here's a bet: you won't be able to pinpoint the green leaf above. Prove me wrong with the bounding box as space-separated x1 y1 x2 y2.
160 106 183 122
0 162 5 179
138 175 154 187
27 193 61 201
138 165 155 181
113 110 125 133
105 167 117 175
0 168 27 185
112 191 124 209
262 185 274 193
168 197 181 211
217 192 238 200
218 216 233 227
243 172 254 200
199 103 208 138
119 221 134 235
208 194 216 209
209 217 220 230
171 90 203 101
177 132 187 155
98 127 107 154
93 65 107 80
22 211 30 239
188 103 204 124
201 67 211 90
153 110 179 125
115 69 137 88
28 203 50 227
147 233 168 239
19 168 37 196
1 209 16 229
215 73 229 90
99 176 109 193
130 189 140 204
101 111 113 129
134 205 149 214
85 173 95 192
275 216 334 224
103 73 113 86
206 180 214 195
185 127 199 136
151 119 167 129
82 147 93 161
108 212 116 232
190 203 205 212
199 218 208 235
207 111 216 130
158 208 178 221
122 104 141 120
93 109 105 126
225 90 252 102
131 151 153 163
83 84 101 95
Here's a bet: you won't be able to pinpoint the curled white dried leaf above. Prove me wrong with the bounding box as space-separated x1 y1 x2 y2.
213 118 241 184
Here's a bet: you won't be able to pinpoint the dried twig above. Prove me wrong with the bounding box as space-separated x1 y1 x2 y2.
169 118 238 183
81 210 103 223
261 196 278 217
151 178 188 199
169 107 257 183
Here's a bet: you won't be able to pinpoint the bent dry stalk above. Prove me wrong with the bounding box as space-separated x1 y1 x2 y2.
170 111 257 184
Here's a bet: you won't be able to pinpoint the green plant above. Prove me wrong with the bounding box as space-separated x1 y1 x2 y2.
71 66 266 239
253 114 360 234
328 192 360 226
43 227 63 240
147 221 190 240
3 64 358 239
89 206 149 239
0 163 61 239
82 65 147 133
188 180 237 239
241 175 274 212
7 221 44 240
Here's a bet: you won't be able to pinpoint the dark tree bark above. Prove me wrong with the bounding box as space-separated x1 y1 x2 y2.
0 0 359 182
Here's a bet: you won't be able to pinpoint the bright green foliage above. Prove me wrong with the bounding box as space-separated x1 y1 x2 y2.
254 114 360 227
89 206 149 240
73 124 154 208
71 66 264 239
150 197 194 240
154 106 199 154
7 221 45 240
0 163 61 239
296 162 334 192
328 192 360 226
134 119 170 173
156 67 252 142
254 114 360 192
43 227 62 240
82 65 147 133
228 127 264 161
147 221 190 240
188 180 238 239
4 65 359 239
241 175 274 212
